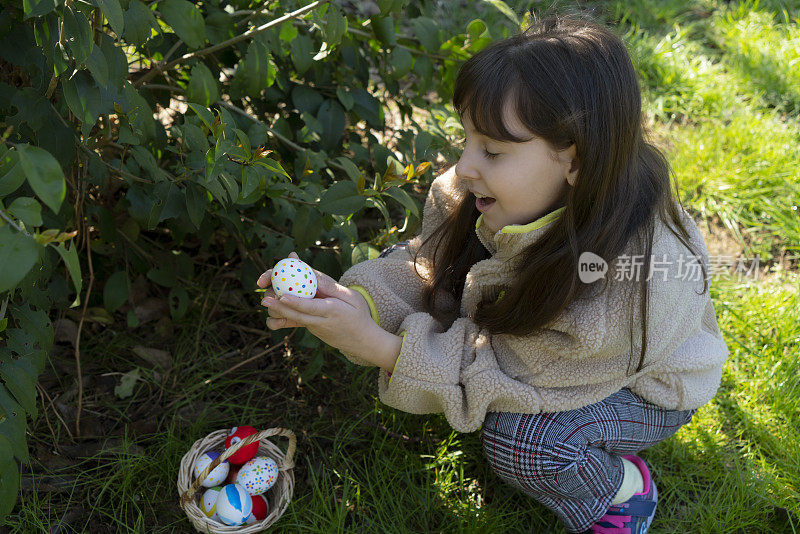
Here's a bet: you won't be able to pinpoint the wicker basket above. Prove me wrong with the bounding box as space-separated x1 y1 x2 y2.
177 428 297 533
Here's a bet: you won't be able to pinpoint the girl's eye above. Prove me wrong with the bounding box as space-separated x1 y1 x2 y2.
483 147 500 159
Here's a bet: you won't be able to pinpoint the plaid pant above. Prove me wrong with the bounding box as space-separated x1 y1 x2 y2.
481 388 696 533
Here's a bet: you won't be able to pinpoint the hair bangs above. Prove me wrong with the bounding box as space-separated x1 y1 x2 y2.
453 48 529 143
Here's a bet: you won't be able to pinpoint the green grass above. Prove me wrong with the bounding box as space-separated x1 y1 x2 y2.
6 0 800 532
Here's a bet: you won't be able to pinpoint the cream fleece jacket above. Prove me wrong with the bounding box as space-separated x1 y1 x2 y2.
338 166 730 433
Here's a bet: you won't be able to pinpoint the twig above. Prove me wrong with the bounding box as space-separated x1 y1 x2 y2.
164 336 289 411
36 383 60 450
134 1 327 88
36 383 75 443
200 343 272 387
73 220 95 438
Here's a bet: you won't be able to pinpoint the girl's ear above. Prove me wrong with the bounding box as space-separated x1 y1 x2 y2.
565 144 579 186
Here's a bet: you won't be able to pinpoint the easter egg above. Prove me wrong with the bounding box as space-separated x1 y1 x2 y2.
236 456 279 495
200 486 222 517
225 463 242 485
193 451 230 488
225 426 259 465
215 483 253 526
251 494 269 521
270 258 317 299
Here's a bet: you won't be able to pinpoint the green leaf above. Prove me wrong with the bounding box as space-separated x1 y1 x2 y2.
290 33 314 75
239 41 275 97
85 45 110 88
23 0 57 19
218 172 239 205
63 4 94 65
467 19 488 41
388 46 413 79
279 20 298 42
168 286 189 320
482 0 520 26
0 148 26 198
382 185 420 218
318 180 365 216
17 144 66 215
0 385 29 462
378 0 405 15
233 129 251 159
159 0 206 49
323 4 347 46
62 70 102 138
205 9 235 45
0 433 20 521
186 63 219 107
253 158 289 179
0 226 41 293
334 156 362 182
410 17 440 52
123 0 158 46
114 368 141 399
147 267 176 287
12 303 54 353
370 15 396 47
99 33 128 90
92 0 125 36
317 99 346 152
351 89 383 129
351 241 381 265
186 102 215 132
291 204 324 251
8 197 43 227
240 165 260 199
336 87 353 111
181 123 210 152
0 360 36 419
184 182 207 229
55 241 82 307
103 271 129 313
291 85 323 115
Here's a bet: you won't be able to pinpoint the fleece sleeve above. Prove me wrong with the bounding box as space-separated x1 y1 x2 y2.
337 166 462 366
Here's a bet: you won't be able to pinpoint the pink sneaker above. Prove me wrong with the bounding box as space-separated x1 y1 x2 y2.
584 455 658 534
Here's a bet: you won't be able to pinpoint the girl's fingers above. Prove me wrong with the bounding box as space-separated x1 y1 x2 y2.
266 317 300 329
256 271 272 288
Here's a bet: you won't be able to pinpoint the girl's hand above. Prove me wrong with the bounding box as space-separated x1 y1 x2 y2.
256 251 371 333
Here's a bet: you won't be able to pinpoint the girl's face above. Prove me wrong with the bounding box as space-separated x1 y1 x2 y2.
454 101 579 234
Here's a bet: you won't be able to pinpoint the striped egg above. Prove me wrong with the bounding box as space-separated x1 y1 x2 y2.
215 483 253 526
271 258 317 299
200 486 222 518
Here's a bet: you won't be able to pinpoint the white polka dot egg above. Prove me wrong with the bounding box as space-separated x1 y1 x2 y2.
271 258 317 299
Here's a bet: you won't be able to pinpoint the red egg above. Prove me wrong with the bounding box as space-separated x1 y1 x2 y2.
224 426 259 464
251 494 269 520
225 463 242 485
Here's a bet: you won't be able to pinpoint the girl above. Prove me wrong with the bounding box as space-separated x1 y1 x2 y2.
257 13 730 534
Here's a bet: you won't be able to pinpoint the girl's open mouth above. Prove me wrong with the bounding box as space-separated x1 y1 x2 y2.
476 196 496 212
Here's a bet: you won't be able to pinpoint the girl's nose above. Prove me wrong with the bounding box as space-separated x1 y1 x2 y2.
455 150 479 182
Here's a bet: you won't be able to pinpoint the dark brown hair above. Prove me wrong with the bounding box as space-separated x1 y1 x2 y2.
412 13 708 374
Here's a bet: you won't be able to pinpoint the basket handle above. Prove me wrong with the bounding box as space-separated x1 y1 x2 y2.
179 427 297 508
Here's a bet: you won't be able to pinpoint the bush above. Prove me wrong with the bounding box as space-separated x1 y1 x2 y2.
0 0 518 522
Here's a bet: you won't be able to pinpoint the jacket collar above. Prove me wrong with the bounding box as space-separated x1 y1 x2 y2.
475 206 566 257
